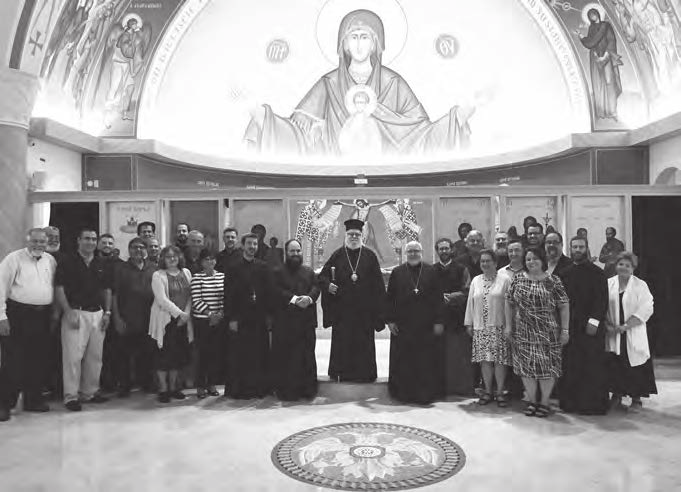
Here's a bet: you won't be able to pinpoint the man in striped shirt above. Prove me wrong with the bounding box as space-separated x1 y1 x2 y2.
190 249 225 398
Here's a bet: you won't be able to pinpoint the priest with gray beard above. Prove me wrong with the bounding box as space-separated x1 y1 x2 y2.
271 239 320 400
386 241 445 404
318 219 386 383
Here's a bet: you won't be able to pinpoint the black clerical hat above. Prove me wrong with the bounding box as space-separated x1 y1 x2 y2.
344 219 365 231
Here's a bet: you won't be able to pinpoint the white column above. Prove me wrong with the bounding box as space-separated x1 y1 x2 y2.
0 66 40 258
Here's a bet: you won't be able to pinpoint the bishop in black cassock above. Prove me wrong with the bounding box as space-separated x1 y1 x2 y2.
559 237 609 414
386 241 444 404
271 240 320 400
318 219 386 383
224 234 274 399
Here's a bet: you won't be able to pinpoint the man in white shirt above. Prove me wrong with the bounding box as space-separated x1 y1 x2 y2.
0 228 57 421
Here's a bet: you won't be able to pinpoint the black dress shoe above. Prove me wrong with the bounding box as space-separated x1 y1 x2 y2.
157 392 171 403
207 388 220 397
84 394 109 404
0 407 10 422
65 400 82 412
170 390 186 400
24 401 50 412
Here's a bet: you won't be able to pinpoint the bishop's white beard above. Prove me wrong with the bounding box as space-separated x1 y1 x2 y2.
344 239 363 250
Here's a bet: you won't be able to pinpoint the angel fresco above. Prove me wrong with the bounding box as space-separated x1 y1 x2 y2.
610 0 681 92
92 13 152 128
244 9 476 159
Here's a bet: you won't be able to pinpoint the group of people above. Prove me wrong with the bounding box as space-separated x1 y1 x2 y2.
0 216 656 422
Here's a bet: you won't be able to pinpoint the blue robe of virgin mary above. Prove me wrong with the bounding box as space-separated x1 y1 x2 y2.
244 9 471 157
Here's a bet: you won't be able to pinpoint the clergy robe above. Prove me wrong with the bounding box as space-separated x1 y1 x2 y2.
434 261 475 397
271 263 320 400
559 261 609 414
318 246 385 382
385 262 444 404
224 257 274 398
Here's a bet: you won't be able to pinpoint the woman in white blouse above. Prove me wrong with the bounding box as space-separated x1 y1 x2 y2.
465 249 512 407
605 251 656 410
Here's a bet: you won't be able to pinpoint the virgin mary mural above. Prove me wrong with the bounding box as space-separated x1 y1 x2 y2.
244 9 475 158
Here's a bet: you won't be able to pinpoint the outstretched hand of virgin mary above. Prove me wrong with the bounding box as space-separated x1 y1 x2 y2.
244 9 473 158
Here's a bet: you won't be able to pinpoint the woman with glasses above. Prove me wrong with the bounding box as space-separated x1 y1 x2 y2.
149 246 193 403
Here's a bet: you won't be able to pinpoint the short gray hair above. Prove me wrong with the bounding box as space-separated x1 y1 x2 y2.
615 251 638 269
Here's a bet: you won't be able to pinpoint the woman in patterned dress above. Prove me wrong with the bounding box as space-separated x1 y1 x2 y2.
505 247 570 417
464 249 512 407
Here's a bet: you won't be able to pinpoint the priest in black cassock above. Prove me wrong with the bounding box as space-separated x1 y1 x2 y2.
271 239 320 400
433 238 474 397
318 219 386 382
224 233 274 398
386 241 445 404
559 236 609 414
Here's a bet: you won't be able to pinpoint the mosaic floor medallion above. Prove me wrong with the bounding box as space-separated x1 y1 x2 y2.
271 422 466 490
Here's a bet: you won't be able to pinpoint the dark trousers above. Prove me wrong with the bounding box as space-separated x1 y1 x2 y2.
117 332 155 391
100 326 119 391
0 300 51 408
194 318 225 388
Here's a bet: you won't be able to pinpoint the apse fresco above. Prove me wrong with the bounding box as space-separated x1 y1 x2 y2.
290 198 433 272
28 0 182 136
136 0 588 167
549 0 681 128
20 0 681 166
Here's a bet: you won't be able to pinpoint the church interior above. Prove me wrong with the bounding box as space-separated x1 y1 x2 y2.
1 0 681 490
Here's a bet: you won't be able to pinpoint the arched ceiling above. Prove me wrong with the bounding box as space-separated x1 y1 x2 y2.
10 0 681 175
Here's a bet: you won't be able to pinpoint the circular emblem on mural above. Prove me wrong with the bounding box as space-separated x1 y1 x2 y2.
435 34 458 59
271 422 466 490
266 39 290 63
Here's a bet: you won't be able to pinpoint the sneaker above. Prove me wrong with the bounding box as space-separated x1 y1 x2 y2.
65 400 82 412
84 394 109 404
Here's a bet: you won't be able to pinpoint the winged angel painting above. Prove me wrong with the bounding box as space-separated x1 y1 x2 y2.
297 431 441 481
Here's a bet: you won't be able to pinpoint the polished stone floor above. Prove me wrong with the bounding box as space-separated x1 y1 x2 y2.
1 345 680 491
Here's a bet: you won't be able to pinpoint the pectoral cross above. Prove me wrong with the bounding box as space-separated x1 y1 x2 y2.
251 291 257 303
413 288 420 295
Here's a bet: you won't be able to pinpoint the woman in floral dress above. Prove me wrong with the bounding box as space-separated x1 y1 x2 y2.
464 249 512 407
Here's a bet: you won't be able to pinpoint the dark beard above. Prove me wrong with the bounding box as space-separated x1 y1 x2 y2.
286 257 303 270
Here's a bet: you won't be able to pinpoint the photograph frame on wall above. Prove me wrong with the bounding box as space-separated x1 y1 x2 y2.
106 201 159 260
289 197 434 272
